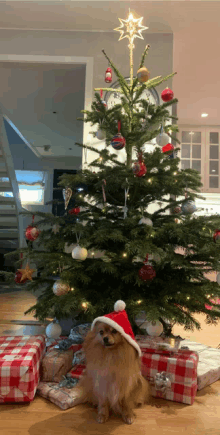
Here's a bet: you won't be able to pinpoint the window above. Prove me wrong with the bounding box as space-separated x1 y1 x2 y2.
15 170 46 205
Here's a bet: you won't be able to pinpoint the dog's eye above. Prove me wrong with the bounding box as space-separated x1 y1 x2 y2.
112 329 117 334
99 330 104 335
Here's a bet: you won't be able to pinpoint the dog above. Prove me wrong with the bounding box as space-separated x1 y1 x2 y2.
73 321 150 424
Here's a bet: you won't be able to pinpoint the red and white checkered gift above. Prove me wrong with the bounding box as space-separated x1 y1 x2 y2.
67 364 86 380
0 335 45 403
141 347 199 405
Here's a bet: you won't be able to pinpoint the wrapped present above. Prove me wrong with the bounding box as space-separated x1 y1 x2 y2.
135 335 182 351
180 340 220 390
0 335 45 403
69 323 91 344
67 364 86 380
37 380 82 410
141 347 198 405
40 347 76 383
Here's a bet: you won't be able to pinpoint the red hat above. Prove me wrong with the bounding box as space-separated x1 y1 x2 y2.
91 300 142 357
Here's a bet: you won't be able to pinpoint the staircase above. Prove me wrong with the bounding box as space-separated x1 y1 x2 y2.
0 106 24 260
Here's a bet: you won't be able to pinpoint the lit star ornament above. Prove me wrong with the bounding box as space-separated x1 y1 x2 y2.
114 11 148 49
17 264 36 281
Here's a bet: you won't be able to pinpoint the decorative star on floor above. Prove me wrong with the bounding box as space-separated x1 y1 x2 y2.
17 264 36 281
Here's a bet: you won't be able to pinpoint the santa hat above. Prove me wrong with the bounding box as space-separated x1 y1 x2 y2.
91 300 142 357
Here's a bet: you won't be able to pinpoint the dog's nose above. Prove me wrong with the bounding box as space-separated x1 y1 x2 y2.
103 337 109 344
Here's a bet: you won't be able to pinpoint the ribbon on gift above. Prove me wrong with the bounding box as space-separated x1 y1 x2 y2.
154 372 172 394
72 349 86 366
59 375 79 389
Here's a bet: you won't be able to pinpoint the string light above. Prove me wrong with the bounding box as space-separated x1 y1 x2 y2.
173 172 177 175
186 296 190 300
91 252 95 256
148 178 152 183
82 302 88 309
137 300 142 304
123 253 127 257
71 287 74 291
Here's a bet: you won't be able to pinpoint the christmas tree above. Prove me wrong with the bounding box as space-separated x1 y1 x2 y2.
4 10 220 336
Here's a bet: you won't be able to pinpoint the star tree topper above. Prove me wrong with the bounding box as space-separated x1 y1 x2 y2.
18 264 36 281
114 10 148 49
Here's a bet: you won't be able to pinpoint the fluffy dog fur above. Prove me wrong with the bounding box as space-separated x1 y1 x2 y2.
73 321 150 424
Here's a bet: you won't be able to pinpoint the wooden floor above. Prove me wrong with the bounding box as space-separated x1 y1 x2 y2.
0 286 220 435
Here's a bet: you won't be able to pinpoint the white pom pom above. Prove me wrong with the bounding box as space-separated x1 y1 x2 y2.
114 300 126 312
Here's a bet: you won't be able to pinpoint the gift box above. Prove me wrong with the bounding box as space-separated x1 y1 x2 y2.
37 381 83 410
0 335 45 403
67 364 86 380
40 346 77 383
135 335 182 350
180 340 220 390
141 347 198 405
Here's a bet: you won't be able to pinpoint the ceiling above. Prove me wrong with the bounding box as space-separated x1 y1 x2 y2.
0 0 219 159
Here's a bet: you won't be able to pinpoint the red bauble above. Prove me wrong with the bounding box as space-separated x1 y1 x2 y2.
162 143 174 155
111 133 126 150
161 88 174 102
133 161 147 177
68 207 80 216
25 225 40 241
14 271 28 284
213 229 220 243
105 67 112 83
138 255 156 281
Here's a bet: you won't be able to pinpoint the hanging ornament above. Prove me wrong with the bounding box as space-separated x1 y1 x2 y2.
96 129 106 140
146 320 163 337
139 217 153 226
98 89 107 110
162 143 174 155
138 255 156 281
63 187 72 210
17 263 35 282
111 121 126 150
213 230 220 243
182 201 197 215
72 245 88 261
68 207 80 216
52 224 60 234
25 215 40 241
156 126 170 147
161 87 174 102
132 152 147 177
14 270 28 284
45 319 62 339
53 280 71 296
105 66 112 83
137 67 150 83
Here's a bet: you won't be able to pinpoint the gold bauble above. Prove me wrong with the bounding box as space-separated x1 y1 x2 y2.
53 280 71 296
137 67 150 83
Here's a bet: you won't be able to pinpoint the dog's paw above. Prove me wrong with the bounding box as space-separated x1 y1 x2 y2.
122 414 134 425
97 414 108 424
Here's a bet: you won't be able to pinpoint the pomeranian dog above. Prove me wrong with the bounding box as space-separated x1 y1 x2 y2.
73 321 150 424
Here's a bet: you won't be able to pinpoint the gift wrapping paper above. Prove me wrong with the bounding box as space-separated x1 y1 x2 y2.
40 347 76 383
0 335 45 403
141 347 198 405
37 381 83 410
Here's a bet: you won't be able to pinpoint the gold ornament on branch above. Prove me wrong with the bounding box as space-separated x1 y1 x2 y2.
17 264 35 282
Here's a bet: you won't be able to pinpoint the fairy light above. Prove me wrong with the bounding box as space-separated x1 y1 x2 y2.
173 172 177 175
91 251 95 256
186 297 190 300
123 253 127 257
82 302 88 309
148 178 152 183
71 287 74 291
137 300 142 304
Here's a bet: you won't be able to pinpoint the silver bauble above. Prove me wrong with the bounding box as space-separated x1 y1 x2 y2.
156 132 170 147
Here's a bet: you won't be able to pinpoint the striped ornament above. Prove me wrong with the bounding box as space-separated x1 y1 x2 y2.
111 133 126 150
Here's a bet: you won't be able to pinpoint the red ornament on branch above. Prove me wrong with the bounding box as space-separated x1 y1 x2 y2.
132 152 147 177
25 215 40 241
162 143 174 155
68 207 80 216
161 88 174 102
138 255 156 281
105 67 112 83
14 271 28 284
213 229 220 243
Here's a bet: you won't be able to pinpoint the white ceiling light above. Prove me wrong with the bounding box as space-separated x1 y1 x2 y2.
201 113 208 117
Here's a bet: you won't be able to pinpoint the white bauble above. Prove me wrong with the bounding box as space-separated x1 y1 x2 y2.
72 245 88 261
45 320 62 339
146 321 163 337
64 243 76 254
139 217 153 226
182 201 197 215
96 129 106 141
156 132 170 147
217 273 220 285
